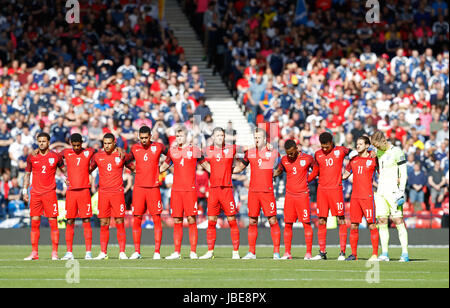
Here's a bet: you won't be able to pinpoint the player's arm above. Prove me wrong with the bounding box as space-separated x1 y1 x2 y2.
273 163 284 178
233 150 250 174
124 153 136 173
160 154 172 174
396 149 408 193
88 155 98 174
23 156 32 202
342 157 353 181
200 160 211 173
307 155 319 182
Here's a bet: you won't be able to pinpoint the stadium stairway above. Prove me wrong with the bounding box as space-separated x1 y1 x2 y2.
164 0 254 147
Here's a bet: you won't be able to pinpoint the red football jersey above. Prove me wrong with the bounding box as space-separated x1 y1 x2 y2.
309 146 350 189
131 142 168 188
204 144 238 188
345 155 378 199
26 151 64 194
241 147 280 192
60 148 95 190
90 150 133 193
279 152 315 194
165 146 204 192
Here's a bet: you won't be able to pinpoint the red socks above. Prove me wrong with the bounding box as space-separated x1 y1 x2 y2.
133 216 143 254
153 215 162 254
270 222 281 254
30 220 41 253
173 222 183 253
248 224 258 254
318 223 327 252
116 223 126 253
303 223 313 255
370 227 379 256
228 219 240 251
49 219 59 253
207 220 217 251
350 228 359 257
339 223 348 253
189 223 198 253
83 222 92 252
65 223 74 253
100 225 110 254
284 223 293 254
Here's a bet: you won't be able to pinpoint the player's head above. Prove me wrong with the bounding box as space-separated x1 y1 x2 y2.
319 132 334 154
356 136 371 154
175 126 187 146
70 133 83 153
370 130 388 151
139 125 152 147
212 127 225 148
254 127 267 149
284 139 299 161
36 132 50 151
102 133 116 154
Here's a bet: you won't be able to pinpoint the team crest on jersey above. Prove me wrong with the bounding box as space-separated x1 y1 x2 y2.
265 151 272 158
151 146 157 153
366 160 372 167
48 158 55 165
300 160 306 167
223 148 229 155
187 151 193 159
334 150 340 158
115 157 121 164
84 151 90 158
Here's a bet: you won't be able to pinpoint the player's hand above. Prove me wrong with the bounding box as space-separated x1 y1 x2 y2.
23 192 29 203
369 151 377 158
65 179 70 187
32 149 39 156
348 150 358 160
266 143 274 151
115 147 125 159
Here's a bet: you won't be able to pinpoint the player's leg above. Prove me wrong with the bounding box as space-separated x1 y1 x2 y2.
227 215 240 259
243 192 260 259
185 191 199 259
375 192 391 261
75 189 93 259
82 218 93 259
95 192 111 260
201 188 219 259
260 192 280 259
282 195 297 259
361 198 379 261
131 186 146 258
347 199 362 261
393 216 409 262
25 195 43 260
296 193 313 260
150 188 164 259
42 191 60 260
61 218 76 260
312 188 328 260
62 190 77 260
111 193 127 259
166 192 183 259
329 189 347 260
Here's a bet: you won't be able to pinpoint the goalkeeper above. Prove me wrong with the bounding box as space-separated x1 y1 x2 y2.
370 131 409 262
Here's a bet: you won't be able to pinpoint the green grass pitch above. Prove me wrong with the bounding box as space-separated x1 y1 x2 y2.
0 245 448 288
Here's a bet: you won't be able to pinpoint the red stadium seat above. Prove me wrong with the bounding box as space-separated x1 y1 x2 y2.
432 217 442 229
432 208 444 217
415 218 431 229
416 210 431 218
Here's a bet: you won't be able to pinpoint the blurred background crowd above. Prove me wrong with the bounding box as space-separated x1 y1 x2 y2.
0 0 448 229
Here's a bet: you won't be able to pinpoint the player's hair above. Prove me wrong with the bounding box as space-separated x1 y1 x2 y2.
139 125 151 135
319 132 333 144
175 125 187 135
103 133 115 141
371 130 387 145
284 139 297 150
254 127 267 139
357 136 371 145
70 133 83 143
213 127 225 135
36 132 50 141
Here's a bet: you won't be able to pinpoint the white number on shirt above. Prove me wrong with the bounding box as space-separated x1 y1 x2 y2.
107 163 112 171
41 166 46 173
76 157 81 166
325 158 334 166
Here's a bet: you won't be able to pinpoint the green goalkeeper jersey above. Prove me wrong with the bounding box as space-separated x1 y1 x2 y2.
376 145 407 194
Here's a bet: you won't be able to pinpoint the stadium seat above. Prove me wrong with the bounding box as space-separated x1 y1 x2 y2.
415 218 432 229
431 217 442 229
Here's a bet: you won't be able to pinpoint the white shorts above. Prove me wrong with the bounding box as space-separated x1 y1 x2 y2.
374 192 403 218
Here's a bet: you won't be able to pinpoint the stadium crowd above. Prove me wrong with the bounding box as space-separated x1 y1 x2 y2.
0 0 449 228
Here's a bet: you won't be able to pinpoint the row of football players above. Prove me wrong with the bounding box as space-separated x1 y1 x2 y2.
22 125 407 261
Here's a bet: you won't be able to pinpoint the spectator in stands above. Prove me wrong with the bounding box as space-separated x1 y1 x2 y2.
428 159 447 208
408 161 428 211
